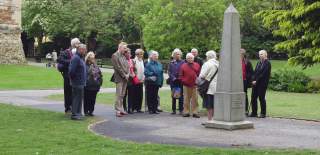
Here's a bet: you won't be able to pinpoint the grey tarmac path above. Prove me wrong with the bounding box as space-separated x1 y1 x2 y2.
0 88 319 149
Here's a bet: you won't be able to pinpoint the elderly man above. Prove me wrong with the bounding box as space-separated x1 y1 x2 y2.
68 43 87 120
57 38 81 114
250 50 271 118
111 42 130 117
179 53 201 118
191 48 204 67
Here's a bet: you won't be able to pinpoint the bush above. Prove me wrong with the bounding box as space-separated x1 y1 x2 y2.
269 69 311 93
307 80 320 93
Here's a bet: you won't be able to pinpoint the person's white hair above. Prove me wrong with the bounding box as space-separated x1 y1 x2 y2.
71 38 81 48
191 48 198 53
85 51 95 63
149 50 159 57
186 53 194 59
259 49 268 57
172 48 182 57
135 48 144 55
206 50 217 60
78 43 87 49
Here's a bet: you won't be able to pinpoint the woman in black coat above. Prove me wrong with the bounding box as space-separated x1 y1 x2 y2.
249 50 271 118
84 52 103 116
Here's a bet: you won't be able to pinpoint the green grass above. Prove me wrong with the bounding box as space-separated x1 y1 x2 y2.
0 65 114 90
47 89 320 121
0 103 319 154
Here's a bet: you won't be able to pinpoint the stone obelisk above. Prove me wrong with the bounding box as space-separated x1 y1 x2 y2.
0 0 26 64
205 4 253 130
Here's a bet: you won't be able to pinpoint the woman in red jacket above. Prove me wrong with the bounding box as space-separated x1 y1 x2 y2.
179 53 201 118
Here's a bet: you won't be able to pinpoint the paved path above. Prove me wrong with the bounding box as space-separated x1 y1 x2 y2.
0 89 319 149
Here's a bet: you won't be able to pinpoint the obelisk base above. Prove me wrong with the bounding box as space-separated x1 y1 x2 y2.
205 120 254 130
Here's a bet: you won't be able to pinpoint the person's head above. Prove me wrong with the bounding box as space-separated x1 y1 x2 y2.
124 48 131 60
135 49 144 59
149 50 159 61
186 53 194 63
71 38 81 49
118 42 128 54
78 44 87 56
172 48 182 60
85 51 95 64
240 48 246 59
258 50 268 61
205 50 217 61
191 48 198 57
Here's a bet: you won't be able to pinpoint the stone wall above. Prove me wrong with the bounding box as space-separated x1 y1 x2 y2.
0 24 26 64
0 0 26 64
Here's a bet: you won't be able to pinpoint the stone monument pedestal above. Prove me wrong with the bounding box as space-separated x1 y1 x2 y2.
205 120 253 130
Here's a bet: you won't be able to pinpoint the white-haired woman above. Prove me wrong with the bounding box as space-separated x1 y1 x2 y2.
168 48 184 114
132 49 145 113
144 51 164 114
249 50 271 118
198 50 219 123
84 51 103 116
179 53 201 118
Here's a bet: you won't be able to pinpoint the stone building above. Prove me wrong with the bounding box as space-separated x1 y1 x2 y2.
0 0 26 64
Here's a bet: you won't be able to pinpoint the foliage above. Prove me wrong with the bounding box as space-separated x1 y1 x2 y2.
269 69 314 93
142 0 225 58
257 0 320 67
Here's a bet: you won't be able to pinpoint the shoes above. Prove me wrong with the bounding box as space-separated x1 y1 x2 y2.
192 114 200 118
171 111 176 115
120 111 128 115
259 114 266 118
136 110 143 113
84 113 89 116
116 112 123 117
128 111 134 114
149 111 160 114
179 111 183 115
71 117 82 120
182 114 190 117
248 113 257 117
65 109 72 115
156 109 163 112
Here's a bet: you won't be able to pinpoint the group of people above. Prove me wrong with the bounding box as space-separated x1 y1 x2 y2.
57 38 103 120
57 38 271 122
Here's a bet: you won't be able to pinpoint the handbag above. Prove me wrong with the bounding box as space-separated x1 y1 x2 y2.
197 68 218 97
132 75 140 85
172 87 181 99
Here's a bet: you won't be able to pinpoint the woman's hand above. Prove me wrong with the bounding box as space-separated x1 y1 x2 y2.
252 81 256 85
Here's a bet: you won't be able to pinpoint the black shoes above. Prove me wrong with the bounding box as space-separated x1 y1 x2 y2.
149 111 160 114
259 114 266 118
248 113 257 117
136 110 143 113
182 114 190 117
156 109 163 112
248 113 266 118
171 111 176 115
192 114 200 118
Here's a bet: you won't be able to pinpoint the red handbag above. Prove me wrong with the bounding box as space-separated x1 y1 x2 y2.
132 76 140 85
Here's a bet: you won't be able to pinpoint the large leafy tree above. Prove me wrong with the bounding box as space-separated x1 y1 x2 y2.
257 0 320 67
142 0 225 58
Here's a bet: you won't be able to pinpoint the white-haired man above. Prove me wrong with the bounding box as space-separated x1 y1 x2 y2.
250 50 271 118
111 42 130 117
179 53 201 118
191 48 204 67
57 38 81 114
68 43 87 120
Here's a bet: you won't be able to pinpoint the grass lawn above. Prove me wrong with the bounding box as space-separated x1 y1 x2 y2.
0 65 114 90
1 103 319 155
47 88 320 121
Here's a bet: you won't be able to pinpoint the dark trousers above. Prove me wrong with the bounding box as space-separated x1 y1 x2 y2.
131 83 143 111
71 86 84 118
251 85 267 115
243 80 249 114
84 89 98 114
127 85 135 112
171 84 183 113
123 87 128 112
63 74 72 112
146 84 159 112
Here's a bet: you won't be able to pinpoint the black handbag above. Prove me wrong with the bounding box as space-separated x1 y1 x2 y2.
197 69 218 96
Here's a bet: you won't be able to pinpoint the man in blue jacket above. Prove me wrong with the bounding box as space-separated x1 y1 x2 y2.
69 43 87 120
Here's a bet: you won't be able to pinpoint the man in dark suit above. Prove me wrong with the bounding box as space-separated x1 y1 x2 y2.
249 50 271 118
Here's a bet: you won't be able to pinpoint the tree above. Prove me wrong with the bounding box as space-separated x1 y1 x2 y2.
142 0 225 58
257 0 320 67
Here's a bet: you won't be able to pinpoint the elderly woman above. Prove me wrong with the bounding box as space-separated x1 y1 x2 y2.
144 51 164 114
240 49 254 116
199 50 219 123
179 53 201 118
84 52 103 116
168 48 184 115
132 49 145 113
250 50 271 118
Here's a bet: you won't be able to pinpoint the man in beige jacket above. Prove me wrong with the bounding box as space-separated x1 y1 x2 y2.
111 42 130 117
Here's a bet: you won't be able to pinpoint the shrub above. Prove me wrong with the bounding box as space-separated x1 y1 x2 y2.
269 69 311 93
307 80 320 93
